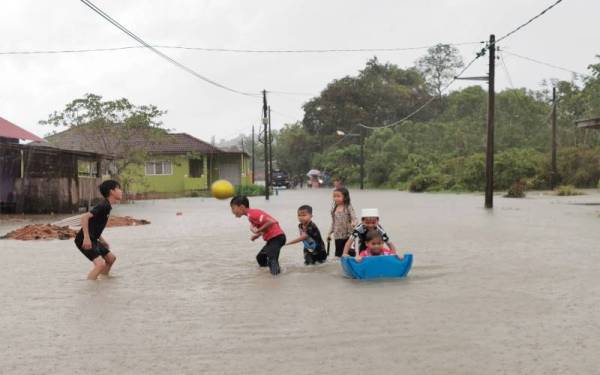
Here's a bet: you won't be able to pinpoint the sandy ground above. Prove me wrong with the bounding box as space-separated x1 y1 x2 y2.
1 189 599 375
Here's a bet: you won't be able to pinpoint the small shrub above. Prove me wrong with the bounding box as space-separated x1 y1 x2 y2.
505 179 526 198
556 185 583 196
235 184 267 196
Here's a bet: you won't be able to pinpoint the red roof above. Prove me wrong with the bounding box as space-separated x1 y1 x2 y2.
0 116 44 142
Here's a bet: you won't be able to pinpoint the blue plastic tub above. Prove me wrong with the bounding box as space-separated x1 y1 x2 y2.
341 253 413 280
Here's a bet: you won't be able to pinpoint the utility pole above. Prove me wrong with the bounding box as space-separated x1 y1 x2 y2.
268 106 273 188
485 34 496 209
359 129 365 190
551 87 558 189
251 125 255 184
262 90 270 200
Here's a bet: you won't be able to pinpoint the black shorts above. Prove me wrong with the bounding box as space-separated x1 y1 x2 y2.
256 234 286 266
75 239 110 262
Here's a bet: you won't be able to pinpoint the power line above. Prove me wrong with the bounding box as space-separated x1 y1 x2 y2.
496 0 565 43
79 0 260 97
502 50 590 78
499 51 515 88
0 41 482 56
358 50 485 130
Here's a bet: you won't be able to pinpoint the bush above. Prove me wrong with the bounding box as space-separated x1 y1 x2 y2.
557 147 600 187
505 179 526 198
556 185 583 196
408 173 452 192
235 184 266 196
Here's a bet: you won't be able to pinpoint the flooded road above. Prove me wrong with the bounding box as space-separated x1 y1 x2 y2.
1 189 600 374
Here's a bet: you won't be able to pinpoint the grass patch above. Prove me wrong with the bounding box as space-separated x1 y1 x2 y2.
556 185 584 196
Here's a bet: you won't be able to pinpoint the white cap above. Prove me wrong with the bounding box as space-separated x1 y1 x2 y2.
361 208 379 218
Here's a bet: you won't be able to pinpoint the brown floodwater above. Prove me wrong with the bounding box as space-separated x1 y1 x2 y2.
1 189 599 374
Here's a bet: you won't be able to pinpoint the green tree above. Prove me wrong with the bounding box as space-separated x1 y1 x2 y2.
41 93 167 196
416 44 464 98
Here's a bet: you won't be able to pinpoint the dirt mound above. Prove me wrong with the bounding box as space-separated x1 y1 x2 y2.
2 216 150 240
2 224 77 240
107 216 150 227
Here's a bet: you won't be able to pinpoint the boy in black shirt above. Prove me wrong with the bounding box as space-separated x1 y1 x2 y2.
286 205 327 265
74 180 122 280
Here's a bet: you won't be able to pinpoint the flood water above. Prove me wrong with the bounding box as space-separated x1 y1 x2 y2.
1 189 599 374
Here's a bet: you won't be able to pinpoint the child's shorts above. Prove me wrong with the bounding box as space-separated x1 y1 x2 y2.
75 239 110 262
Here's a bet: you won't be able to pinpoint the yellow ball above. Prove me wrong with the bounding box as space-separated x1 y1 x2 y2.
211 179 235 200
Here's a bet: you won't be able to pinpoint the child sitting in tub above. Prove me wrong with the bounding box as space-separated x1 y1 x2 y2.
355 230 403 262
342 208 397 256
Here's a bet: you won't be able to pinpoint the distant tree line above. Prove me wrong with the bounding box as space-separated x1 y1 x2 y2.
270 45 600 191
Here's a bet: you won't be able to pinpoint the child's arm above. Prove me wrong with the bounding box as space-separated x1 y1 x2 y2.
386 241 397 252
286 233 307 246
80 213 94 249
255 219 275 235
342 237 354 256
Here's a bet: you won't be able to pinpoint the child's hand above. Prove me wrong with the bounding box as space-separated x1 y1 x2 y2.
82 238 92 250
250 226 259 234
355 255 363 262
250 233 261 241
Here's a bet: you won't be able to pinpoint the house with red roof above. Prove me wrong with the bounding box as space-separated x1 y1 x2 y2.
1 117 112 213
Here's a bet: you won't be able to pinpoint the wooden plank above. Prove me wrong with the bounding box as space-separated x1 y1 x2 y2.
575 117 600 129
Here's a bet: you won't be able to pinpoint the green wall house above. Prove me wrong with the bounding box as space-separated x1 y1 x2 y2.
46 126 251 198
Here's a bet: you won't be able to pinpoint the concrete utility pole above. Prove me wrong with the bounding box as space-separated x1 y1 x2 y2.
251 125 255 184
359 129 365 190
262 90 270 200
551 87 558 189
485 34 496 209
268 106 273 189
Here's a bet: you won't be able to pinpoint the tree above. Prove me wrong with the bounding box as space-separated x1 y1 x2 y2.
41 93 167 195
272 123 316 180
416 44 464 98
302 57 430 143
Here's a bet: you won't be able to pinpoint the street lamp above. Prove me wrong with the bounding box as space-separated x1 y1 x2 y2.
336 125 366 190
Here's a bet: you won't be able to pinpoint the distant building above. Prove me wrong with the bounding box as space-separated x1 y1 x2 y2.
46 125 251 198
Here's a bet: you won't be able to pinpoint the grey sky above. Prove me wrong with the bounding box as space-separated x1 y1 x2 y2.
1 0 598 142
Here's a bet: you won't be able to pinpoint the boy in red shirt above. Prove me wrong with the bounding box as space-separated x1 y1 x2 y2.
230 195 286 275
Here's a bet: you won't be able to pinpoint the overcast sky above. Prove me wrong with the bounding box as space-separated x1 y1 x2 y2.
1 0 598 142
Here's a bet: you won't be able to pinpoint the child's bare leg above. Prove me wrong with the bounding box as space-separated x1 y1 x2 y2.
88 257 107 280
101 253 116 275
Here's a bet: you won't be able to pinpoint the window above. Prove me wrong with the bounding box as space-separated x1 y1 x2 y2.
78 159 98 177
189 158 204 178
145 160 172 176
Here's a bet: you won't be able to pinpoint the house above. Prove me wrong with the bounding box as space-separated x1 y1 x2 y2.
1 117 110 213
45 125 251 198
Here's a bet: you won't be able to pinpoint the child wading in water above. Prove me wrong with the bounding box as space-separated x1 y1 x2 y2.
286 205 327 265
74 180 122 280
327 187 357 257
355 230 402 262
343 208 397 256
230 195 286 275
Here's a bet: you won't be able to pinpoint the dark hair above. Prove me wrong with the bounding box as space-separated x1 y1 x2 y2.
365 230 383 242
298 205 313 214
99 180 120 198
331 187 351 215
230 195 249 207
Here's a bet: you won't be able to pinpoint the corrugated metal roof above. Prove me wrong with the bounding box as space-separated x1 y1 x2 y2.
46 126 223 156
0 116 44 142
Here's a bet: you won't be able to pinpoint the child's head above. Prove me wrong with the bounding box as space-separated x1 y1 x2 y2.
297 205 313 224
365 230 385 254
333 187 351 207
230 195 249 217
361 208 380 229
99 180 122 200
